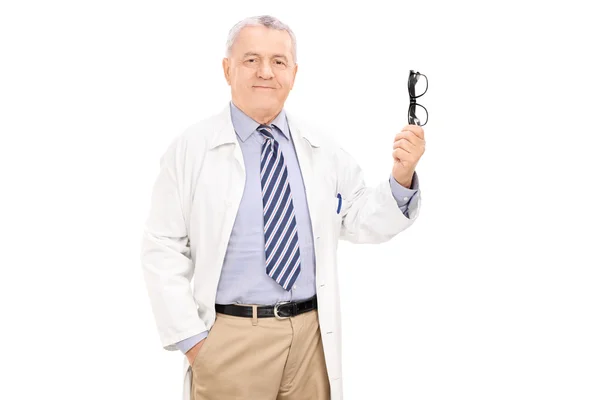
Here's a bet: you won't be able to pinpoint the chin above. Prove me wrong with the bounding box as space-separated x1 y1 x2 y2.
254 98 278 108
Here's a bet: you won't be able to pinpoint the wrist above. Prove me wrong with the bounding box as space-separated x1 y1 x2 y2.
394 176 412 189
393 170 415 189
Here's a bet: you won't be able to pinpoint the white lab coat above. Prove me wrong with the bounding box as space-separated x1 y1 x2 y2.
140 103 421 400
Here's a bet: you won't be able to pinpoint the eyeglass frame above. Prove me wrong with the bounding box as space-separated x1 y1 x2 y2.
408 70 428 126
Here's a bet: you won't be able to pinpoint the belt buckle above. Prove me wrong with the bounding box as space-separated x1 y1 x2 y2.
274 301 292 320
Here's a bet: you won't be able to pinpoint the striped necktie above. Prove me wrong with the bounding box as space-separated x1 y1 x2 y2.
258 124 301 291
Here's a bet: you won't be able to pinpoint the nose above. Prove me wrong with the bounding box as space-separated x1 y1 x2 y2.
257 60 275 79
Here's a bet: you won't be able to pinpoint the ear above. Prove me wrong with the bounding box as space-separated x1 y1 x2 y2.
222 58 231 86
290 63 298 90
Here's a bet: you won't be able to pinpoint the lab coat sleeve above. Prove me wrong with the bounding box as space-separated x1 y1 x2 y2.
140 135 207 351
335 146 421 244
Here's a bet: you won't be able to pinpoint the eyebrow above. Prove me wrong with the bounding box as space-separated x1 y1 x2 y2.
242 52 289 62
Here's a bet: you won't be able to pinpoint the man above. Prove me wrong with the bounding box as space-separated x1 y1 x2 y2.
140 15 425 400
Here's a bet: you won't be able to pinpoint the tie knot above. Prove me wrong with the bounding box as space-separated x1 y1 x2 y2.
258 124 275 140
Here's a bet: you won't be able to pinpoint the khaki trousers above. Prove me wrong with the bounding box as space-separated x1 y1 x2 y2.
190 307 330 400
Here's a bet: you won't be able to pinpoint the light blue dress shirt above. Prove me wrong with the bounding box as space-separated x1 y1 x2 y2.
175 101 420 354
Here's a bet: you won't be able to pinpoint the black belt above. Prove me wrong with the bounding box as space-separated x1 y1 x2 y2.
215 295 317 319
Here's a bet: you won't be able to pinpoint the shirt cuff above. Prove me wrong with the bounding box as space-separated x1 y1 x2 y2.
175 330 209 354
389 171 419 207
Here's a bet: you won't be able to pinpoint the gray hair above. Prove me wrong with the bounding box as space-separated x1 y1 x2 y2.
225 15 297 64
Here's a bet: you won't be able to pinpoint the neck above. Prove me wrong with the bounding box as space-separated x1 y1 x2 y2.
233 100 281 125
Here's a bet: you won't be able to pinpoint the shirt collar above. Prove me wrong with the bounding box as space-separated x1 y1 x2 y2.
229 101 290 142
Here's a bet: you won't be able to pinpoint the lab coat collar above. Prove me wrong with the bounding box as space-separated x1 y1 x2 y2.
207 103 322 150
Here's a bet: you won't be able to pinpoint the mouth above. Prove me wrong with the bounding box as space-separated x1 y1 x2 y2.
253 86 276 89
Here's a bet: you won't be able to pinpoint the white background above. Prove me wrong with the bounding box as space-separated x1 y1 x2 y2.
1 1 599 399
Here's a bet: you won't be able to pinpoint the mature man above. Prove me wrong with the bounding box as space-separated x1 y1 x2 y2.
140 15 425 400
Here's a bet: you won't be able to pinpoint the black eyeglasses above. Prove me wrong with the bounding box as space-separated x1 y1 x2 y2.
408 70 428 126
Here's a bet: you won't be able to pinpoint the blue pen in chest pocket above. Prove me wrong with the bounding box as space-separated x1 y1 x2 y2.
336 193 342 214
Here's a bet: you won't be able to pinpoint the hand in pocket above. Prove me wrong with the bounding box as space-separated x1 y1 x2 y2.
186 338 207 366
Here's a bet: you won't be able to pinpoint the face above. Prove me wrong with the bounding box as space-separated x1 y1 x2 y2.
222 25 298 121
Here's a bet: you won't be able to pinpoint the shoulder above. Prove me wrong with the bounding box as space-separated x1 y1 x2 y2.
182 108 228 143
167 106 229 155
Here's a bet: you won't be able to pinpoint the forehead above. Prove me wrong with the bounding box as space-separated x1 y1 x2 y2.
232 25 293 58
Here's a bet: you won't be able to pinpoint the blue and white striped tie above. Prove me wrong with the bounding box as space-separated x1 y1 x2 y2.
258 124 301 291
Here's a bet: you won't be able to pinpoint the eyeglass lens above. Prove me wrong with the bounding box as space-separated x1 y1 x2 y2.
409 73 428 98
408 103 428 126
